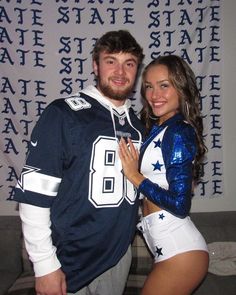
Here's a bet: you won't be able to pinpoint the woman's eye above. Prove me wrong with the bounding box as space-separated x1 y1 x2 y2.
161 83 168 88
145 85 153 91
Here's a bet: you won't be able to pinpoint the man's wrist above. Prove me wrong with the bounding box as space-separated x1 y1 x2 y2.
34 254 61 277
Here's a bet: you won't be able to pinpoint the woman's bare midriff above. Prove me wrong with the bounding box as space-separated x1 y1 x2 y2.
142 197 162 217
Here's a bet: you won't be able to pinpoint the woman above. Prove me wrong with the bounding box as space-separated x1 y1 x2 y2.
119 55 209 295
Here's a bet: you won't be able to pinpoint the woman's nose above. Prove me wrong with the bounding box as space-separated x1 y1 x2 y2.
151 88 159 99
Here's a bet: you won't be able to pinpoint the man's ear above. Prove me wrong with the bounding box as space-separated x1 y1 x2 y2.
93 60 98 76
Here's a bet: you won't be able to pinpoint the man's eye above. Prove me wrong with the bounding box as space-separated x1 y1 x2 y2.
127 62 135 67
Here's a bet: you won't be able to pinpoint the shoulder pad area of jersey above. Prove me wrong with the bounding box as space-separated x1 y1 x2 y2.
65 95 91 111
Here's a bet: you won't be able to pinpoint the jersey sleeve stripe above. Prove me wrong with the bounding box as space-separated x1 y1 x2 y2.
17 169 62 197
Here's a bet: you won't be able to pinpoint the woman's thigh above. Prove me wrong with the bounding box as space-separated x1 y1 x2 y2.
141 250 209 295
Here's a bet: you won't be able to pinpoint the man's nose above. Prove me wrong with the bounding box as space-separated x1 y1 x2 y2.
115 63 125 75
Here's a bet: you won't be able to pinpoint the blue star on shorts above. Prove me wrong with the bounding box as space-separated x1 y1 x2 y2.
159 213 165 220
155 246 163 257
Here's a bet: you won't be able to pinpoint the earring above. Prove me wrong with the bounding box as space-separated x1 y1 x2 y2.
184 101 190 117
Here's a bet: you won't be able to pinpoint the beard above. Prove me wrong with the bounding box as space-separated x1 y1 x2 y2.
97 77 134 101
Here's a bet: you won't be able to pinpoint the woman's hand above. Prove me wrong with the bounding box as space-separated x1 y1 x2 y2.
118 137 145 187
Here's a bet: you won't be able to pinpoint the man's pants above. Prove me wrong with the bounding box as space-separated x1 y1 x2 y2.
68 246 132 295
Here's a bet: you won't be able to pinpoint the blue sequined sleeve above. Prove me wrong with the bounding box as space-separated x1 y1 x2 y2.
138 123 196 218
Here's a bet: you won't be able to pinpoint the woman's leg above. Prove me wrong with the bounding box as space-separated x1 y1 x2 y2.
141 250 209 295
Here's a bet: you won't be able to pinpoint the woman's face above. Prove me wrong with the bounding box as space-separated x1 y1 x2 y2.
144 64 180 125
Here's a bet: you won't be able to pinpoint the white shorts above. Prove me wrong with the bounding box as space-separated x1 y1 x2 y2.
137 210 208 263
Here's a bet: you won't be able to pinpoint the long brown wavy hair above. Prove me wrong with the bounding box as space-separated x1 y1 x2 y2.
140 55 207 182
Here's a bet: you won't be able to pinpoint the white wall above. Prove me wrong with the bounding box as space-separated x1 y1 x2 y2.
1 1 235 215
191 0 236 212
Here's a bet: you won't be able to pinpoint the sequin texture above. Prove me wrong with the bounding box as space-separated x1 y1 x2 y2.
139 114 196 218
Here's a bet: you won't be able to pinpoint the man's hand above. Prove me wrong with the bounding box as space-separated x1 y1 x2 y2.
35 268 66 295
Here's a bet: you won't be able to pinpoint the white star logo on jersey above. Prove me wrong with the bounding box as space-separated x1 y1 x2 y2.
17 165 40 192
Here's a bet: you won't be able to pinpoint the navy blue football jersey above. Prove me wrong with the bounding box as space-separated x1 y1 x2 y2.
13 86 145 292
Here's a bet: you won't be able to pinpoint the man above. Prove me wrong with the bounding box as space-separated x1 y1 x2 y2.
13 30 144 295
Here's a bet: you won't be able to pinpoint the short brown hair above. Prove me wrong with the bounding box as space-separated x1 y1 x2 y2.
92 30 144 65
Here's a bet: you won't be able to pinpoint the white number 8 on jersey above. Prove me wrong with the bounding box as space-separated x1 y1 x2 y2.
88 136 138 208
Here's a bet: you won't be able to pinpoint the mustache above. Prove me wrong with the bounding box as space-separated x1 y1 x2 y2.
109 76 129 83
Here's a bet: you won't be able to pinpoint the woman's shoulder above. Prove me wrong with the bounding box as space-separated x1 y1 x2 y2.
163 118 195 144
162 118 196 164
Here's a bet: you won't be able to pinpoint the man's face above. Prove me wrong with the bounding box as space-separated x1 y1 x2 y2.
93 51 139 106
